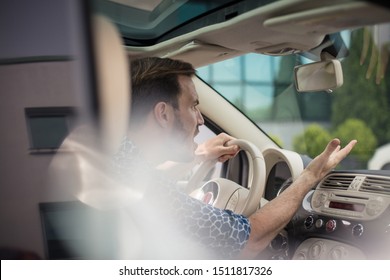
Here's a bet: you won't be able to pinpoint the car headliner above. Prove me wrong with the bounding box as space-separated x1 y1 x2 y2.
94 0 390 68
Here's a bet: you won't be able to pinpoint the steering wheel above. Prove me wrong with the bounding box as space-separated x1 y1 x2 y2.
187 139 266 216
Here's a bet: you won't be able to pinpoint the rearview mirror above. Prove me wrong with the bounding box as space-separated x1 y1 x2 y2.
294 60 343 92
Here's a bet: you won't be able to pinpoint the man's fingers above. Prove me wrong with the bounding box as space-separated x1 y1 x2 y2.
330 139 357 163
217 145 240 162
218 155 230 162
323 138 341 156
324 139 357 156
339 140 357 157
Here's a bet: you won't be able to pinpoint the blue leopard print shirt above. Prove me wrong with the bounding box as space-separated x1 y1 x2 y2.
112 138 251 259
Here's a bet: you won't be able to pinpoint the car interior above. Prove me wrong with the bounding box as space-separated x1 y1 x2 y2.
1 0 390 260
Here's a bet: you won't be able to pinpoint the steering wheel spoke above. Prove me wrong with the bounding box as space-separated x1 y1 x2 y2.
188 139 266 216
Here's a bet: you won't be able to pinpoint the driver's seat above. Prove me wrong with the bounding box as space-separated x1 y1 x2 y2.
45 14 134 259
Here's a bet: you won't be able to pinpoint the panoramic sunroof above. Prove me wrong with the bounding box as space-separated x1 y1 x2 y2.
92 0 276 46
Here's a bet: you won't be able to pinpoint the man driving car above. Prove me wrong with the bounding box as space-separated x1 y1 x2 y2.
113 56 357 259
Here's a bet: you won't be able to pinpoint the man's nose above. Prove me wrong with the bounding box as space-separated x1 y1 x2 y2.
197 108 204 125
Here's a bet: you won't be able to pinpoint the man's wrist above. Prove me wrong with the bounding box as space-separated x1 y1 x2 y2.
193 154 204 164
299 169 321 187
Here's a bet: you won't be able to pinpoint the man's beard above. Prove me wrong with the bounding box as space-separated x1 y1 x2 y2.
169 114 197 162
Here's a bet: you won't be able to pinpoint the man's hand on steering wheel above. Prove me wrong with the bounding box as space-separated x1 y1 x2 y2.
195 133 240 163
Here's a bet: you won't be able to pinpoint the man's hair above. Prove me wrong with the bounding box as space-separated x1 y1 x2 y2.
130 57 196 125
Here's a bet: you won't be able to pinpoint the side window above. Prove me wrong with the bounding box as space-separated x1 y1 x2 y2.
25 107 76 153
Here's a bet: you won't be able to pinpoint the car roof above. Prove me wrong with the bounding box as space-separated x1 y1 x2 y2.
93 0 390 67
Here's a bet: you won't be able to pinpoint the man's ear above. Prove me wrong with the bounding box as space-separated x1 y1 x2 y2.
154 102 173 128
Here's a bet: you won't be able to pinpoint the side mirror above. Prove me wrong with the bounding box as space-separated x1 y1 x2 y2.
294 60 343 92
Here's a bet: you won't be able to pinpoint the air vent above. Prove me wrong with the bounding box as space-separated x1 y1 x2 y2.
319 174 355 190
360 175 390 195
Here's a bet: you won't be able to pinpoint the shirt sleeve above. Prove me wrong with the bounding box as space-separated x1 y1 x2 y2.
112 139 251 259
170 188 251 259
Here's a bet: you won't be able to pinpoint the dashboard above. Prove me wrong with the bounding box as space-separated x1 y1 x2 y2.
261 148 390 259
292 170 390 259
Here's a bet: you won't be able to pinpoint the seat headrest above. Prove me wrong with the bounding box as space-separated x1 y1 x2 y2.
92 14 130 155
48 14 132 207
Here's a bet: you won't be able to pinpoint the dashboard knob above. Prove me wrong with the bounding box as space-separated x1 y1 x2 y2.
326 219 337 232
352 224 364 237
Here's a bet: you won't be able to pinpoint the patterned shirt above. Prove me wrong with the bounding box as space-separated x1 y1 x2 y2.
112 137 251 259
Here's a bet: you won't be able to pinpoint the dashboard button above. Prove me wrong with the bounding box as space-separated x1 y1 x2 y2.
326 219 337 232
315 219 324 228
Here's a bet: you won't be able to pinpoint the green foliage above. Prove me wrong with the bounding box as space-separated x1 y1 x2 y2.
331 28 390 146
294 118 377 164
293 124 331 157
333 118 377 161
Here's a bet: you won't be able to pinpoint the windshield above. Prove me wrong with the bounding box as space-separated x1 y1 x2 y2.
197 24 390 171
